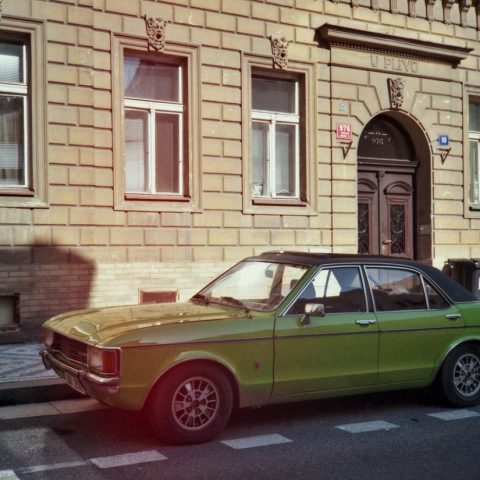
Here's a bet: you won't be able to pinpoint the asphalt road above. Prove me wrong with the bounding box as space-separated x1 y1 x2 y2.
1 389 480 480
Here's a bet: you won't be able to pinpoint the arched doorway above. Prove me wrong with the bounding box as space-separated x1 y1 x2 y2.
357 114 431 261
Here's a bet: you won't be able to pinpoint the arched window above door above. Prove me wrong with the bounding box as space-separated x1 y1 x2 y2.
358 116 415 162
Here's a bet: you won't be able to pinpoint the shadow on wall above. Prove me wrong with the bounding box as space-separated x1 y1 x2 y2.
0 242 96 344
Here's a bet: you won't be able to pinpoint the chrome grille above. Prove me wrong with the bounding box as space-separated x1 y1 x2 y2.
52 334 87 365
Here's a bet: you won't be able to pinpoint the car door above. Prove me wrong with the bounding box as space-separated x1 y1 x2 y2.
273 266 379 396
365 266 465 384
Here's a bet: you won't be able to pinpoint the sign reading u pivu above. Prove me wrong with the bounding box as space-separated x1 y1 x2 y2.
336 123 352 140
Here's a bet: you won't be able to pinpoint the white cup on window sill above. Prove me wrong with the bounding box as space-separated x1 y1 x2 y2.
252 183 263 196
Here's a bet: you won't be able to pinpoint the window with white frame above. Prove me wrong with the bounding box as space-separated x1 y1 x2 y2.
469 98 480 206
123 51 185 197
0 38 28 188
251 74 300 199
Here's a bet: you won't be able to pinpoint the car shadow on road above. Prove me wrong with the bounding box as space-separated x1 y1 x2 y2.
225 387 442 435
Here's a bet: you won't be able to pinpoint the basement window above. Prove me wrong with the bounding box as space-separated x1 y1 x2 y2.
0 294 19 331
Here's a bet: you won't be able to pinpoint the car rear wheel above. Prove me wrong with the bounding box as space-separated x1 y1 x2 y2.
149 363 233 445
439 345 480 407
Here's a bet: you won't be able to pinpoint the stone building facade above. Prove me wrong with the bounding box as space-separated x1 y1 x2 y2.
0 0 479 341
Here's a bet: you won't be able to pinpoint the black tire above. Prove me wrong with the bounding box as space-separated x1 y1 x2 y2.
149 363 233 445
439 344 480 408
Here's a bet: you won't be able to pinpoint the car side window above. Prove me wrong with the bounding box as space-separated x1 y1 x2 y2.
288 267 366 315
366 267 427 311
424 279 450 309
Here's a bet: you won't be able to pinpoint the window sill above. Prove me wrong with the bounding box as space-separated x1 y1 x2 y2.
0 187 35 197
252 197 308 207
0 188 48 209
243 197 316 216
124 193 191 202
115 193 200 213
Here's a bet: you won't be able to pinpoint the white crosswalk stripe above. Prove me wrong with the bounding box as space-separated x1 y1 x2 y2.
18 461 88 474
0 471 20 480
221 433 292 449
336 420 400 433
90 450 168 468
428 409 480 421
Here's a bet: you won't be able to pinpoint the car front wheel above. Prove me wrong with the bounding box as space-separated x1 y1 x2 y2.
149 363 233 445
439 345 480 407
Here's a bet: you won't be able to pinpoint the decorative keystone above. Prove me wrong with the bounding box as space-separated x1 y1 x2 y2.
388 77 405 109
145 15 170 52
269 35 291 70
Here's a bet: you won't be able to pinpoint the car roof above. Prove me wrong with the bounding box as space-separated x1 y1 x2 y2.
253 250 418 266
247 251 477 303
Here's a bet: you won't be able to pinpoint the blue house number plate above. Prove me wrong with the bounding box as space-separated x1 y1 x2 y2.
438 135 449 147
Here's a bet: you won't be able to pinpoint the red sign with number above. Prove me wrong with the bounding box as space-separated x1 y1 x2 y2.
336 123 352 140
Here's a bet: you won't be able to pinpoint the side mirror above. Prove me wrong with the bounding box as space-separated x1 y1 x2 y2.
300 303 325 325
265 265 274 279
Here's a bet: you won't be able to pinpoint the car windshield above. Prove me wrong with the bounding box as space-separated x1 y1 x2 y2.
193 260 309 312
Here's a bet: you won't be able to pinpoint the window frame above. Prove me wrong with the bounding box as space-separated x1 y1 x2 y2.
251 75 301 200
365 266 449 312
284 265 369 316
242 54 317 215
113 35 201 212
0 19 47 208
123 51 185 197
0 40 29 188
468 95 480 209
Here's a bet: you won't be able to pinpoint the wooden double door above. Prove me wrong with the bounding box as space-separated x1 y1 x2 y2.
357 114 420 259
358 169 414 258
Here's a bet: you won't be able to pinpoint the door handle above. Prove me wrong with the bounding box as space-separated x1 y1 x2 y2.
446 313 462 321
356 319 377 326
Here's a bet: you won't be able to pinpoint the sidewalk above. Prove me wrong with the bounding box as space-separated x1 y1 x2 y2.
0 343 81 406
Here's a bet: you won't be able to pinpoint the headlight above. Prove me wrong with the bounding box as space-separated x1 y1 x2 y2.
44 329 54 348
87 346 120 375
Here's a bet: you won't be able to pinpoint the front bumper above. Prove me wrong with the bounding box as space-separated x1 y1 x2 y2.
40 349 119 396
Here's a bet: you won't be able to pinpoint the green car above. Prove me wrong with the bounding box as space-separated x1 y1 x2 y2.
41 251 480 444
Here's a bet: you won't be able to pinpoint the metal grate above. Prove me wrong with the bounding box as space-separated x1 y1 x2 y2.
52 333 87 365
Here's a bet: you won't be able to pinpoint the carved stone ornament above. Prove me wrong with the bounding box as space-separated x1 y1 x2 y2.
0 0 3 21
443 0 455 24
269 35 291 70
460 0 472 26
145 16 169 52
426 0 436 22
371 0 379 10
391 0 398 14
388 77 405 109
409 0 417 17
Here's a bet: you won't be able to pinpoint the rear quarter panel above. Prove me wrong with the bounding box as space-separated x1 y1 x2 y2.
431 301 480 378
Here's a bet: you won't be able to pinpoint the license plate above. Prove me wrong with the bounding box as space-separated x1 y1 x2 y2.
65 372 86 395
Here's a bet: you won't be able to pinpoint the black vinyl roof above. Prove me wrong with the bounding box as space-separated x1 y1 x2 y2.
250 251 477 303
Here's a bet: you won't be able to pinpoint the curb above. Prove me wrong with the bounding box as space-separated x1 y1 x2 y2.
0 378 83 407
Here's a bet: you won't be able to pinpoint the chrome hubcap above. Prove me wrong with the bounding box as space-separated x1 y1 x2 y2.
172 376 220 431
453 353 480 397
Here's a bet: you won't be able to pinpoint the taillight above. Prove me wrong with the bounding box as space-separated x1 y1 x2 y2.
44 329 54 348
87 346 120 375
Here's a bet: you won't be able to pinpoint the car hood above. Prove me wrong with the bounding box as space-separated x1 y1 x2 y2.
44 301 247 344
